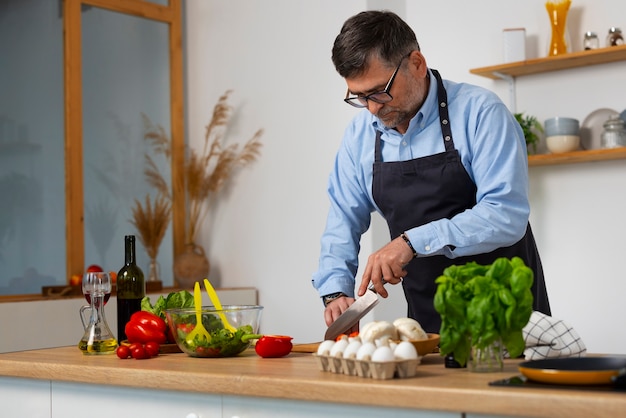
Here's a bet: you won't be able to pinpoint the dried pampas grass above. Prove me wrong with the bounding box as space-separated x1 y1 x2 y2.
130 194 172 261
142 89 263 244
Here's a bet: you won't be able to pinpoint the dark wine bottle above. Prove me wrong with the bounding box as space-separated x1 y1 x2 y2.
116 235 145 342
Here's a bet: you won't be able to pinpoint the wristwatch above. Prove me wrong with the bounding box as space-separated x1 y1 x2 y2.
322 292 346 307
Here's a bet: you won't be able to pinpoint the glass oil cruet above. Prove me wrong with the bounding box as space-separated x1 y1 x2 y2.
78 272 118 354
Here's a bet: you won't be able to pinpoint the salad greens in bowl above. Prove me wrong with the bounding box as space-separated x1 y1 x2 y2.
165 305 263 357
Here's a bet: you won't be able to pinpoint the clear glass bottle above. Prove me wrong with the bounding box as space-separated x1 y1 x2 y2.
583 32 599 50
606 27 624 47
600 116 626 149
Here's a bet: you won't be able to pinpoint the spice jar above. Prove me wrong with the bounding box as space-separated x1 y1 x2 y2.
583 32 599 50
600 116 626 149
606 27 624 47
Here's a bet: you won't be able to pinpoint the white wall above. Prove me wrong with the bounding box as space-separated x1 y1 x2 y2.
185 0 626 354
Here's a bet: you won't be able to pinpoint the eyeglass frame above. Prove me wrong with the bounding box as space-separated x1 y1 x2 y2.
343 53 411 108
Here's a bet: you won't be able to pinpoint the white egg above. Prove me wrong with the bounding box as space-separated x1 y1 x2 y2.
394 341 418 360
371 346 395 362
355 342 376 361
342 340 362 359
316 340 335 356
329 336 349 358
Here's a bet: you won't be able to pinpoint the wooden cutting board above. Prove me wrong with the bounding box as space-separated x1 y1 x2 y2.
291 342 321 353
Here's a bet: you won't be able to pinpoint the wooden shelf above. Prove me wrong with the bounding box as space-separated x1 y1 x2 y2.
528 147 626 166
471 46 626 166
470 44 626 79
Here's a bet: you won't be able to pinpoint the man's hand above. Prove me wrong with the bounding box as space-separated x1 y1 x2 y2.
359 236 412 297
323 296 359 335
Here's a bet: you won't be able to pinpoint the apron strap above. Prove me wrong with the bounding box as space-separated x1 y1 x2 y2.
431 69 455 152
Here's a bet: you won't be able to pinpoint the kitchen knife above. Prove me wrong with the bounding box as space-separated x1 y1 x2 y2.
324 286 379 341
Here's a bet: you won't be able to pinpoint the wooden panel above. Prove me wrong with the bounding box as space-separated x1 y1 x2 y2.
83 0 173 22
169 0 186 260
64 0 85 278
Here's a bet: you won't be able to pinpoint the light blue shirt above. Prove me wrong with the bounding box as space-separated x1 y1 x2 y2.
312 69 530 298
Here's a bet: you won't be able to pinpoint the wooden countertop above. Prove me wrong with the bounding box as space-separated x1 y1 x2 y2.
1 346 624 417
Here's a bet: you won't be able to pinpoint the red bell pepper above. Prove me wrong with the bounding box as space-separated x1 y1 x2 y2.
125 311 167 344
254 335 293 358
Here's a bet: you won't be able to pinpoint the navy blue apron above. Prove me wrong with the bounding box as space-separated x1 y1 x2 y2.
372 69 550 333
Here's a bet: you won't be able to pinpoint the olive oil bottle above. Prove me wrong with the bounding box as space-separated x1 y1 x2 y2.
116 235 145 342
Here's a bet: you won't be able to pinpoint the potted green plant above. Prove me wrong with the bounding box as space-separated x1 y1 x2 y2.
514 112 543 155
434 257 534 371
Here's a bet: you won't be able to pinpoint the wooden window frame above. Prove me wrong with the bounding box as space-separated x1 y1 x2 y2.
63 0 185 280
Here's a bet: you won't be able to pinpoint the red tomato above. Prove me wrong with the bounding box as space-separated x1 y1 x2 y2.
144 342 160 357
255 335 293 358
86 264 103 273
131 345 150 359
128 342 143 352
116 345 131 359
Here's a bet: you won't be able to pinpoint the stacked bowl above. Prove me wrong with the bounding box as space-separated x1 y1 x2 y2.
544 117 580 153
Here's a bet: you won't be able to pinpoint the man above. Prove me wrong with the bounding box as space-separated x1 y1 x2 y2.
312 10 551 334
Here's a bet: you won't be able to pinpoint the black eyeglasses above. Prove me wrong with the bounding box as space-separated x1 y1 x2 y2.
343 54 410 108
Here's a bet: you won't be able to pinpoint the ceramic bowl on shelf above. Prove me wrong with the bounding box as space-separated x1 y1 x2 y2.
544 117 580 137
546 135 580 153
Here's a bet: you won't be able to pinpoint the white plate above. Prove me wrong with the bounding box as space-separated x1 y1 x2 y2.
580 108 619 150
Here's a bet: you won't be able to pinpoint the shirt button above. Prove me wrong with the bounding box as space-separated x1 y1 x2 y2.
402 141 407 146
424 245 431 251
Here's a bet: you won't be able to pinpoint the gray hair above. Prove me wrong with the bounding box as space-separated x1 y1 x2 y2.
331 10 420 78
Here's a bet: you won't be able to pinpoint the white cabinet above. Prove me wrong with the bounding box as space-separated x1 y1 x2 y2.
0 377 461 418
51 382 221 418
0 377 50 418
221 394 457 418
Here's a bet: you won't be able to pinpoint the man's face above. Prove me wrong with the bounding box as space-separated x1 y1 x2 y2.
345 52 428 134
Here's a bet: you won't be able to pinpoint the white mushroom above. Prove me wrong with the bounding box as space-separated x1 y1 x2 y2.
359 320 398 343
393 317 428 341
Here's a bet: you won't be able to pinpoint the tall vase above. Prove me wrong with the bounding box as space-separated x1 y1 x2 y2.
546 0 571 56
173 243 210 289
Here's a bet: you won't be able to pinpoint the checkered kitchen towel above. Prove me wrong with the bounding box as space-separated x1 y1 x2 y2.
522 311 587 360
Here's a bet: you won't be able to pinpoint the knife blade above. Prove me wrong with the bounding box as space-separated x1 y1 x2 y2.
324 286 379 341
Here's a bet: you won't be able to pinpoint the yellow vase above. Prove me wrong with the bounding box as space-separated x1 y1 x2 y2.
546 0 571 56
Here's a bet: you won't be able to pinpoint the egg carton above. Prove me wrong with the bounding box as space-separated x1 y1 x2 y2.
313 354 420 380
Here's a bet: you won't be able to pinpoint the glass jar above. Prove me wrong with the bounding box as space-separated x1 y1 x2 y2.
600 116 626 149
583 31 599 50
469 337 503 373
607 27 624 47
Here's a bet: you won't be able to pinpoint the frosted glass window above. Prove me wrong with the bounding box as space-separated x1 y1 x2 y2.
82 8 173 281
0 0 66 295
